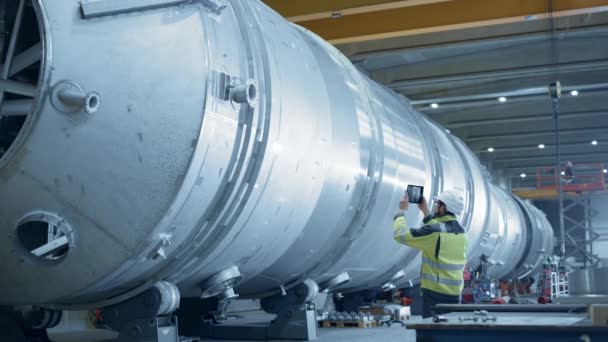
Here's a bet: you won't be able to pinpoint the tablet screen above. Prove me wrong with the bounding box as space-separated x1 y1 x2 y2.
407 185 424 204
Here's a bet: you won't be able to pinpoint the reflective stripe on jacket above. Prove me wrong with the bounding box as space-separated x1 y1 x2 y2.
393 213 468 296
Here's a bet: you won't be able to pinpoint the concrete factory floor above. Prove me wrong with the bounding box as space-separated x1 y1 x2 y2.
203 325 416 342
202 311 420 342
50 326 415 342
51 325 416 342
48 310 418 341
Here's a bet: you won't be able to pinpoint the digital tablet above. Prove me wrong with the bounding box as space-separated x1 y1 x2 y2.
407 185 424 204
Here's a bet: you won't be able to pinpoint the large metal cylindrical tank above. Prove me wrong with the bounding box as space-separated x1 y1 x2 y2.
0 0 553 307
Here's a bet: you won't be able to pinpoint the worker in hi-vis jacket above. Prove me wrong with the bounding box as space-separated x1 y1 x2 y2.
393 190 468 318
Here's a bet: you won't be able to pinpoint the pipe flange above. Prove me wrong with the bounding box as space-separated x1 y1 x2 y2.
200 266 242 299
230 79 258 108
84 91 101 114
319 272 351 293
390 270 406 282
381 283 396 292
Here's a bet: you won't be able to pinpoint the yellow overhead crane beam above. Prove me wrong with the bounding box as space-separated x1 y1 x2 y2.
513 188 608 200
262 0 452 22
263 0 608 44
512 188 565 200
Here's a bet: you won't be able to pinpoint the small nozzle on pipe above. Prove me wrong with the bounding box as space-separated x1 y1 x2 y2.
230 79 258 108
57 88 86 108
51 81 100 114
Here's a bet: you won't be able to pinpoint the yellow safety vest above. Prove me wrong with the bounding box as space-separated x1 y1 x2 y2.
393 214 468 296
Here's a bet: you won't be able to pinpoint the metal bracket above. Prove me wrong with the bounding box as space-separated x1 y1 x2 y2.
190 280 320 341
381 270 405 292
108 316 178 342
217 72 258 109
99 282 181 342
148 234 173 260
198 0 227 14
319 272 351 293
217 72 233 102
381 283 396 292
549 81 562 99
80 0 190 19
201 306 317 341
80 0 227 19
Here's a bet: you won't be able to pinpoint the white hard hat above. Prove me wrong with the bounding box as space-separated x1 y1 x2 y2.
434 189 464 216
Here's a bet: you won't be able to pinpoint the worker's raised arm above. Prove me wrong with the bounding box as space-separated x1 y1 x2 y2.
394 215 438 249
393 195 438 251
393 192 410 244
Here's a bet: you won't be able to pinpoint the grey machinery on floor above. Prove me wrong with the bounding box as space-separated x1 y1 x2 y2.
556 267 608 305
0 0 553 340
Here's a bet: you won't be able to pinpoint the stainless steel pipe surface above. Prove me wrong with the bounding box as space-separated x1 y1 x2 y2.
0 0 554 307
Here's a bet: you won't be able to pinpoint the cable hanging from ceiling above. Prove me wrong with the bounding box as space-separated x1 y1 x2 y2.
545 0 567 260
545 0 561 70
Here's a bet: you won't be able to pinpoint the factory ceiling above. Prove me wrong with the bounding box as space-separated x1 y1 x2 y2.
264 0 608 189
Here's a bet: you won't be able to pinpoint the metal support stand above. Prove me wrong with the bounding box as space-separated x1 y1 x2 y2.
202 303 317 341
180 279 320 341
261 280 319 341
98 281 181 342
0 307 30 342
0 306 61 342
266 305 317 340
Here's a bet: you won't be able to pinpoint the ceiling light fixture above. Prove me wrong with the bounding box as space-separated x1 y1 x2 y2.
487 147 495 152
570 90 579 96
498 97 507 103
520 173 527 178
538 144 545 149
592 140 598 146
431 103 439 109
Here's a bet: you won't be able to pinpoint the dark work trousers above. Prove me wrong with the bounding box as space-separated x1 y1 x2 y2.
421 288 460 318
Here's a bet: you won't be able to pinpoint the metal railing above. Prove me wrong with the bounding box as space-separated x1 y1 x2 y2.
535 163 606 192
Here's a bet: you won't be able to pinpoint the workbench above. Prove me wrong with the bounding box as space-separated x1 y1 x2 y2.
406 312 608 342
